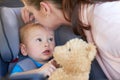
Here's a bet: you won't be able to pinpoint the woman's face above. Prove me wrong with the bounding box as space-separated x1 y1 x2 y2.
24 2 68 30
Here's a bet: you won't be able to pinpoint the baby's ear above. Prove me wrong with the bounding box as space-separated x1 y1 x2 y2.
20 43 28 56
86 43 96 61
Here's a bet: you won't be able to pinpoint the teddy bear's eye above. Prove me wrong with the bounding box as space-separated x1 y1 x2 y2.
68 48 71 52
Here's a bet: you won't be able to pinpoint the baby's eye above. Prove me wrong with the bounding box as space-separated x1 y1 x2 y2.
48 38 53 42
36 38 42 42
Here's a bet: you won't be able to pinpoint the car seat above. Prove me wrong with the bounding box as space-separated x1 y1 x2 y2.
0 0 23 7
0 7 24 79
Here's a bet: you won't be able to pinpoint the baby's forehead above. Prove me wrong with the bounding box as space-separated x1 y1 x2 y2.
27 26 54 36
37 26 55 36
45 29 54 35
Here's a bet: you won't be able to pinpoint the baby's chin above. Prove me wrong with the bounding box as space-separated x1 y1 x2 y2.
38 56 53 63
44 55 53 61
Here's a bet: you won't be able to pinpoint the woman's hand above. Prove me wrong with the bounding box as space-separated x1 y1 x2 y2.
21 7 35 23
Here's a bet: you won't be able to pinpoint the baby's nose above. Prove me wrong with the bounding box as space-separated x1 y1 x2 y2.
44 42 49 47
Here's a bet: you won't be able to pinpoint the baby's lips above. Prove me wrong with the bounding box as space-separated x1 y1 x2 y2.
43 50 51 55
51 59 60 68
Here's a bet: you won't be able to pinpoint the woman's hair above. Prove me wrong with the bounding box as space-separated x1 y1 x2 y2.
62 0 118 40
21 0 117 40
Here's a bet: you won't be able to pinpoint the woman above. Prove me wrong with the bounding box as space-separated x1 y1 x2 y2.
21 0 120 79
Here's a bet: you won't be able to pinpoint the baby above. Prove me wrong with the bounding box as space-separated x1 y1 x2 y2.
11 23 56 78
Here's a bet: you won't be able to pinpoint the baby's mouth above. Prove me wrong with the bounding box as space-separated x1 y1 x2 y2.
43 50 51 55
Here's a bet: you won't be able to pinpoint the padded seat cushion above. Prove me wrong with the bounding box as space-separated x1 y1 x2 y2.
0 7 24 62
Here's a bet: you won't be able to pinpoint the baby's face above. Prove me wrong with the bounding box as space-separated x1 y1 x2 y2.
24 27 55 63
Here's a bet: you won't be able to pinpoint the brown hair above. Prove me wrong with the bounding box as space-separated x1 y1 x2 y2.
62 0 118 40
62 0 93 40
21 0 117 40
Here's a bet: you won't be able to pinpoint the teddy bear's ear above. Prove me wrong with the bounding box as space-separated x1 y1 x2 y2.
86 43 96 61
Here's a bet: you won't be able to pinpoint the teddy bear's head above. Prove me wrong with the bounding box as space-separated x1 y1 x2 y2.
53 38 96 74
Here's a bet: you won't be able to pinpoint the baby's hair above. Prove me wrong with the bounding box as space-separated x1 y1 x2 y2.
19 22 43 43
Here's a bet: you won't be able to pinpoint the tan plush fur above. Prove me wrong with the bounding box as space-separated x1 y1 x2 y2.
49 38 96 80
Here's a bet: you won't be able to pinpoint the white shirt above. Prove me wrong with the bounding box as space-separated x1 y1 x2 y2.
83 1 120 80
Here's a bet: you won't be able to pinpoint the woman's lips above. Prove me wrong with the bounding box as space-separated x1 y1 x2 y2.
43 50 51 55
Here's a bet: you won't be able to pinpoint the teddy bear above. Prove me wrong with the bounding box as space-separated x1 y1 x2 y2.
49 38 96 80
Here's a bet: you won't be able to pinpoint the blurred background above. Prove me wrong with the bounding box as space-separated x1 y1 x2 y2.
0 0 23 7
